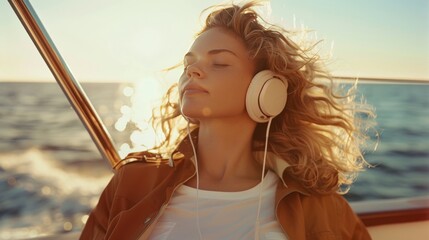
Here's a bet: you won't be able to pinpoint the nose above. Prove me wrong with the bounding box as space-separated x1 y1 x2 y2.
186 63 204 79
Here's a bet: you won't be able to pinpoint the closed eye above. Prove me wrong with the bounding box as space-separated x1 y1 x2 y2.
213 64 229 67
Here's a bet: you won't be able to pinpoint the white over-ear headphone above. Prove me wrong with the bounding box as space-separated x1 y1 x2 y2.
246 70 288 123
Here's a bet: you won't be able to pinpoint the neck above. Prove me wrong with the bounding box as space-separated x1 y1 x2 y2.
195 117 261 183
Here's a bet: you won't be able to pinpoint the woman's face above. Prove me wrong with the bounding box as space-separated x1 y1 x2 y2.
179 27 255 121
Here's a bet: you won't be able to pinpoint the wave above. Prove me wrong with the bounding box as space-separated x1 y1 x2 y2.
0 148 112 239
387 149 429 158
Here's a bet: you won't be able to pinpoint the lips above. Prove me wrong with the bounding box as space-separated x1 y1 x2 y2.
182 83 208 95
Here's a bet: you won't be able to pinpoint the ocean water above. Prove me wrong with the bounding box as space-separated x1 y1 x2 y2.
0 81 428 239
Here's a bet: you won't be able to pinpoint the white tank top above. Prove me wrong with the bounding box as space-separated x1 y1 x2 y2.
148 170 287 240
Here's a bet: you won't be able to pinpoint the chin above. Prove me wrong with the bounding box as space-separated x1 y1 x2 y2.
181 110 206 121
182 105 213 117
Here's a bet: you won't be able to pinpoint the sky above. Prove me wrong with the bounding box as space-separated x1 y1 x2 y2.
0 0 428 82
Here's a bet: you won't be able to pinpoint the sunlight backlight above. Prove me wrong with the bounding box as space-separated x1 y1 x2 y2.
81 215 89 224
63 222 73 231
115 74 171 157
118 143 131 159
114 116 129 132
122 86 134 97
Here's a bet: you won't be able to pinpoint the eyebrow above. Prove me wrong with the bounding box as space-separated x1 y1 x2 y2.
184 49 238 58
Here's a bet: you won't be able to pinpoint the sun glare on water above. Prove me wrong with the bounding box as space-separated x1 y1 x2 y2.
114 74 178 158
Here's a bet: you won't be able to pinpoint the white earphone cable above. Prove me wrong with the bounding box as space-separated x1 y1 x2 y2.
186 117 273 240
186 122 203 240
254 117 273 240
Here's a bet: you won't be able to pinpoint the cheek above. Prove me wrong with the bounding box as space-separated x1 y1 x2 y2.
178 74 187 100
232 75 252 98
178 73 186 89
216 77 250 108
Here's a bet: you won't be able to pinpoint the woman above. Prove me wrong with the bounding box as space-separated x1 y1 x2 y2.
81 1 374 239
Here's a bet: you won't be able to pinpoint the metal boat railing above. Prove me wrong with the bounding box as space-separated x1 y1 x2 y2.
9 0 123 169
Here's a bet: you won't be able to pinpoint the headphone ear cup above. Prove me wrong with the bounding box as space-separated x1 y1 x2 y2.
246 70 288 123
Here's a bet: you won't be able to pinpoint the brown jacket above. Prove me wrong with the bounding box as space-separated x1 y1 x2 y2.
81 136 371 240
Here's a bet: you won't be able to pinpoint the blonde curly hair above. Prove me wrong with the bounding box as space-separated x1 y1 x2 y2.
150 1 376 194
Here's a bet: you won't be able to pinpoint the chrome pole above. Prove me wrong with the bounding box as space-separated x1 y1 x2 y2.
9 0 123 169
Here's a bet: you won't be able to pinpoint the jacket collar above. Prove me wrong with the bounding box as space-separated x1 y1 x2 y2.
172 129 311 197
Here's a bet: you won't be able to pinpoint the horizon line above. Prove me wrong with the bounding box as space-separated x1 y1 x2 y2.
1 76 428 84
332 76 429 84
